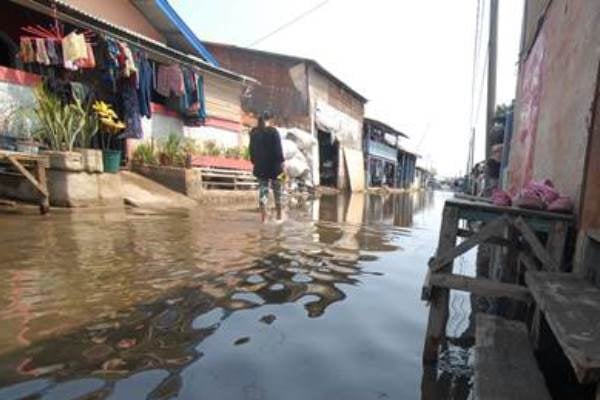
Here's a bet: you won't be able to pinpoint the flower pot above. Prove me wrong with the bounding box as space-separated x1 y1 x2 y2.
41 150 83 171
103 150 122 173
76 148 104 173
16 140 39 154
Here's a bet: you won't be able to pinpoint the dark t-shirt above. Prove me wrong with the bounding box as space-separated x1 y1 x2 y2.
249 126 284 179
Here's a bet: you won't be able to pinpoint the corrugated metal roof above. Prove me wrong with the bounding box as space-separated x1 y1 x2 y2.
364 117 409 138
205 41 368 103
130 0 220 66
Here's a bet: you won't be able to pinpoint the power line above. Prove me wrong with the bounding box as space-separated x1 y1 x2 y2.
247 0 332 47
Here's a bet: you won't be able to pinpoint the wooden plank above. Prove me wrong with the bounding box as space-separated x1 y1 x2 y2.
546 220 568 269
429 273 532 302
526 271 600 383
422 204 459 364
453 193 493 203
513 217 560 272
5 156 48 197
428 216 508 273
457 228 513 246
35 161 49 214
474 313 551 400
447 197 574 222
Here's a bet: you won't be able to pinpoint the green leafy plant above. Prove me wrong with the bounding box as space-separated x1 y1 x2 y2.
202 140 222 157
133 142 158 165
224 146 241 159
32 85 93 152
158 133 186 167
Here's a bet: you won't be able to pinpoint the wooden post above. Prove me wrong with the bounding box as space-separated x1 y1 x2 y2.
546 221 568 270
36 161 49 215
423 204 459 364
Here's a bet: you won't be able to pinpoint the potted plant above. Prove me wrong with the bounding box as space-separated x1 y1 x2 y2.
92 101 125 173
75 96 102 173
32 85 85 171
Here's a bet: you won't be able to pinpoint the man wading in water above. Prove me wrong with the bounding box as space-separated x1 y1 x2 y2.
249 111 285 223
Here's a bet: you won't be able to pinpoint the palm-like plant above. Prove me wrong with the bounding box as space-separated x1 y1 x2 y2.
32 85 94 152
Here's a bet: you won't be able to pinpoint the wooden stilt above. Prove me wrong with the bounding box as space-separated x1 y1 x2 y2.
422 205 459 364
35 161 49 214
546 221 568 270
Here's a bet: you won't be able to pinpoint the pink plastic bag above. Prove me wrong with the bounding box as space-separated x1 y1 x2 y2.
491 189 512 207
547 196 574 214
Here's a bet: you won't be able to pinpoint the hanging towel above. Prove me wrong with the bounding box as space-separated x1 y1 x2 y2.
118 42 137 79
62 32 87 70
35 38 50 65
46 39 61 65
20 38 35 63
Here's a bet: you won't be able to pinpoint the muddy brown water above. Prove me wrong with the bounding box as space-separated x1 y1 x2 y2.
0 191 473 400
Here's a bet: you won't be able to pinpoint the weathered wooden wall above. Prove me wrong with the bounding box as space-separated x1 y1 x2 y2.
507 0 600 210
205 44 311 131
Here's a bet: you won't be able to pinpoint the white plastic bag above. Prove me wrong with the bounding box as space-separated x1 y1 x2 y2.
286 152 309 178
281 139 299 160
286 128 316 151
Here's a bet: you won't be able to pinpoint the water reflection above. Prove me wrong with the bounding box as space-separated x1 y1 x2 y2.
0 192 440 400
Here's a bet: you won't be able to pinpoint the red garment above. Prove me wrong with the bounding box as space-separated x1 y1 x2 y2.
156 64 184 97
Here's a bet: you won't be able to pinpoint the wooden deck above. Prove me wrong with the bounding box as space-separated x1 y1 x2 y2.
474 314 551 400
0 150 50 214
526 271 600 384
421 196 573 364
198 167 257 191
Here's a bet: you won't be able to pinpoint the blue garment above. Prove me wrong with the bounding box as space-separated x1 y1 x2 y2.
136 53 152 118
121 80 143 139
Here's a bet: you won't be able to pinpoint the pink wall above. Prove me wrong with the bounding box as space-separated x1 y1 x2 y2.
63 0 165 43
507 0 600 209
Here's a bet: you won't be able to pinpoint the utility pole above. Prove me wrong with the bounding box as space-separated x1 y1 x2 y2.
485 0 499 161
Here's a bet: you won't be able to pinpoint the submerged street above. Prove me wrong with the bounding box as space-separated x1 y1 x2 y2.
0 191 473 400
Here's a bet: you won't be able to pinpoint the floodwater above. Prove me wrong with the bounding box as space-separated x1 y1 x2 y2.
0 191 472 400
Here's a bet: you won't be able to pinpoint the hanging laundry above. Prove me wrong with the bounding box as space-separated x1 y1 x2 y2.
19 38 35 63
118 42 137 80
62 32 87 70
156 64 184 97
77 43 96 69
102 36 121 91
136 52 152 118
34 38 50 65
121 79 143 139
46 39 61 66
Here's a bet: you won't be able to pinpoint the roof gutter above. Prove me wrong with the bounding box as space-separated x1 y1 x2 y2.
10 0 254 85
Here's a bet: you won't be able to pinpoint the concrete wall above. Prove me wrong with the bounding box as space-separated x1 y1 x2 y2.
62 0 165 43
507 0 600 210
133 164 203 199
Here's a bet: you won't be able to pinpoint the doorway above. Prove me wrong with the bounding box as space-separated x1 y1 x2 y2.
318 130 339 187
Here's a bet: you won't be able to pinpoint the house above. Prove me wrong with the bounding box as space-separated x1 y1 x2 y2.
203 42 368 191
0 0 251 155
504 0 600 250
363 117 412 189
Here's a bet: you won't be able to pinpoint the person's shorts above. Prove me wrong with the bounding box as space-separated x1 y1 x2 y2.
258 178 282 208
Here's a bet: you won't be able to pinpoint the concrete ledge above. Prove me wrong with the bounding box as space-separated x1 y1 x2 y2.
132 164 203 199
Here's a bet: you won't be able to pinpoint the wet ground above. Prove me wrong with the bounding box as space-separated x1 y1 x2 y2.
0 191 473 400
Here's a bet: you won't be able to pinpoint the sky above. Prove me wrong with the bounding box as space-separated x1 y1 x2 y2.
171 0 524 177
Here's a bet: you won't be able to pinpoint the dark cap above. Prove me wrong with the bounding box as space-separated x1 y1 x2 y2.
261 110 272 121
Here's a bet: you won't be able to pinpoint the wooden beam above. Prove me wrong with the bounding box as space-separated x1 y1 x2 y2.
457 228 513 247
422 205 459 364
513 217 560 272
429 216 508 273
429 273 532 302
6 156 48 197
